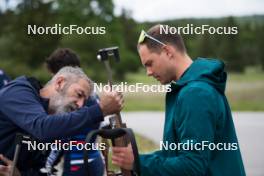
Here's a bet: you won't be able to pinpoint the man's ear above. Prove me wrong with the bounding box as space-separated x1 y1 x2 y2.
162 45 174 60
54 76 66 92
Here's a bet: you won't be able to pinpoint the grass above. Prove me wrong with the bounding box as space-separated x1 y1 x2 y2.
123 92 165 111
226 74 264 111
122 68 264 111
126 69 159 84
135 133 159 153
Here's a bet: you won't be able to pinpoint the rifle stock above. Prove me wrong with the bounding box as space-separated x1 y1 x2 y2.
88 46 139 176
110 113 131 176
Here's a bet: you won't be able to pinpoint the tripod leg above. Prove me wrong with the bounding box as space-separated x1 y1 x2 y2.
10 143 21 176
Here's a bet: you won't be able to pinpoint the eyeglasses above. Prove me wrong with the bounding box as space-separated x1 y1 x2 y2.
138 30 166 46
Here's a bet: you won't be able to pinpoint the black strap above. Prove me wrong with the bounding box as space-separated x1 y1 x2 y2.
83 128 140 176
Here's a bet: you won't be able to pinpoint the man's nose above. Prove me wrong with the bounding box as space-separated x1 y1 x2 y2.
76 99 84 109
147 68 153 76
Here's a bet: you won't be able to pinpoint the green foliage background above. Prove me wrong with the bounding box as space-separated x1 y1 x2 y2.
0 0 263 85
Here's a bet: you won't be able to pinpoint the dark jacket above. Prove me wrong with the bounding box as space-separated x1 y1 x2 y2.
62 95 104 176
0 69 10 88
139 58 245 176
0 76 103 175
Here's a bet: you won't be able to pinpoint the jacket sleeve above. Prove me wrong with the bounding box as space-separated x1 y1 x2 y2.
139 87 218 176
0 84 103 141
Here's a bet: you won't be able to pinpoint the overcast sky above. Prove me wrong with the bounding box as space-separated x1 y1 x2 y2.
113 0 264 22
1 0 263 22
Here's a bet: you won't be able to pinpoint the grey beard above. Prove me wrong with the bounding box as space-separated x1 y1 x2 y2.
55 102 78 114
50 93 78 114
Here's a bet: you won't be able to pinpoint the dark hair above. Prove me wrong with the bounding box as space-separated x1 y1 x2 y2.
45 48 81 74
138 24 186 53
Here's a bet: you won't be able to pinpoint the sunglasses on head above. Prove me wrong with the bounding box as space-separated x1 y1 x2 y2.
138 30 166 46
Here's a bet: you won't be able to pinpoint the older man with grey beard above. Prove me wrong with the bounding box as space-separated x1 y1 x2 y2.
0 66 123 176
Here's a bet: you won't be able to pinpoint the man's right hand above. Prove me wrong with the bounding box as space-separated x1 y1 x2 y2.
0 154 21 176
99 91 124 116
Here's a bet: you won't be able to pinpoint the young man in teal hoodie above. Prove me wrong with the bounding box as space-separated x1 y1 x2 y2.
112 24 246 175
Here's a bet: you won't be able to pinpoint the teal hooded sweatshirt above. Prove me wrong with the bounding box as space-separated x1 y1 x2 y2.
139 58 245 176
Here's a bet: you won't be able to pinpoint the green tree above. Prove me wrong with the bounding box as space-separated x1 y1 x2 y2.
218 17 244 72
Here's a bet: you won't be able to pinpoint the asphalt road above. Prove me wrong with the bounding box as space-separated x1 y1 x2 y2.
121 111 264 176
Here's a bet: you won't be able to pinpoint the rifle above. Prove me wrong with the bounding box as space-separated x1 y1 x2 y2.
84 47 140 176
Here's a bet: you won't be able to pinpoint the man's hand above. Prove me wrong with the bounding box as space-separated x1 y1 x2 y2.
0 154 21 176
99 91 124 116
112 144 134 170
